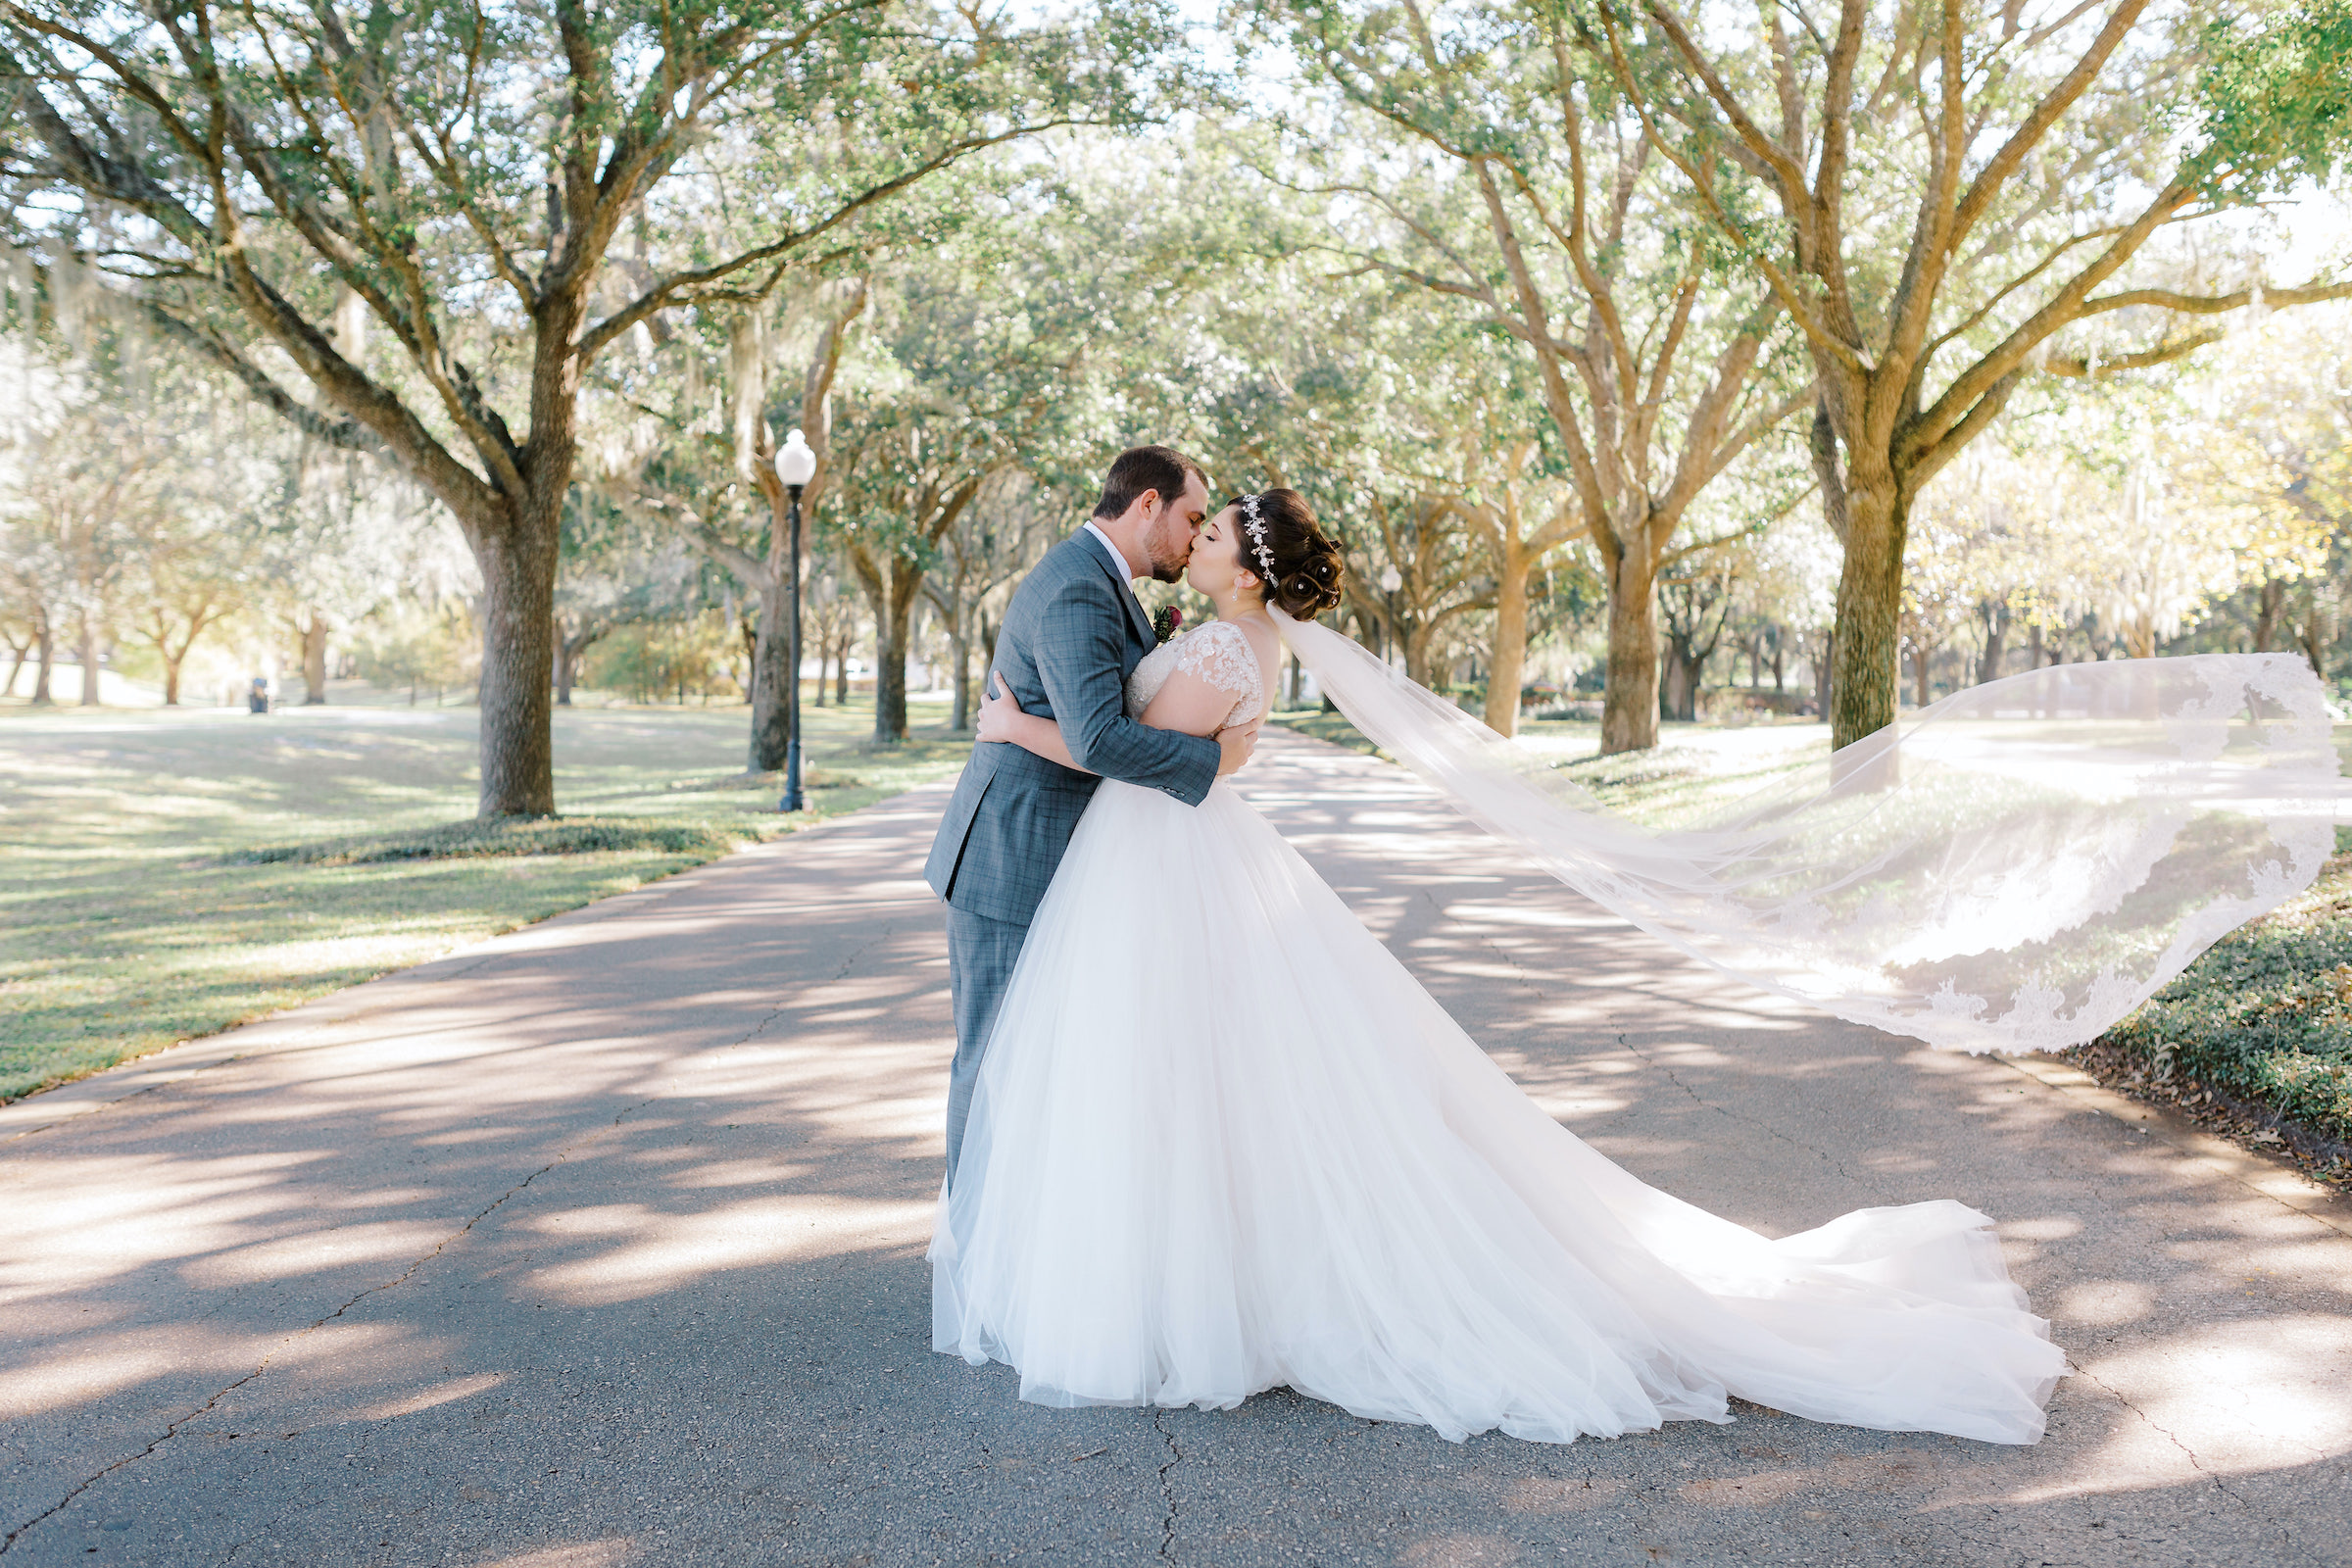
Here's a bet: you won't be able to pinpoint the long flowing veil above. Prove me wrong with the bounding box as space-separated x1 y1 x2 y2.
1276 615 2346 1054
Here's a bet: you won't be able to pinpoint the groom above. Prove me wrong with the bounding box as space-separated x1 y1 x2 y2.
924 445 1259 1185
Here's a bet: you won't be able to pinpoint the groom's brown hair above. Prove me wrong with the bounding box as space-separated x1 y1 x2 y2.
1092 445 1207 522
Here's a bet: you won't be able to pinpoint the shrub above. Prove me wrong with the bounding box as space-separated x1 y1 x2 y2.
229 815 756 867
2100 855 2352 1141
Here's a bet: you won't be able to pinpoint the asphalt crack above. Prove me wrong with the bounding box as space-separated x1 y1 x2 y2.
2073 1366 2242 1506
731 922 897 1053
0 1094 658 1557
1152 1408 1181 1560
1614 1029 1861 1183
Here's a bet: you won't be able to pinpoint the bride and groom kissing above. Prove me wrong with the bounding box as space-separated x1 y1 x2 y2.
919 443 2063 1448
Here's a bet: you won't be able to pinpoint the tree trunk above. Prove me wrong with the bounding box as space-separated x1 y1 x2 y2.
1770 639 1785 694
473 507 561 817
3 637 25 697
555 626 577 707
1813 627 1833 719
31 612 54 706
555 622 606 708
973 610 997 715
76 610 99 707
747 569 792 773
874 601 908 742
1403 623 1436 690
950 620 972 732
1660 634 1698 722
866 559 922 743
1913 642 1933 709
2255 578 2284 653
162 649 183 706
835 633 850 706
2299 604 2333 679
852 548 924 743
1599 553 1661 756
1483 551 1531 736
1979 604 2008 685
299 610 329 704
1830 478 1906 750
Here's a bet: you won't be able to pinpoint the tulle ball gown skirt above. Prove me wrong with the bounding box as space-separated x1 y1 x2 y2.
930 778 2065 1446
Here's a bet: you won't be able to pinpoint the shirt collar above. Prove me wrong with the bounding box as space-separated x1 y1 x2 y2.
1081 519 1140 582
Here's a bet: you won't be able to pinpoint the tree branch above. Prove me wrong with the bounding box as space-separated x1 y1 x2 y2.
2040 328 2226 376
579 121 1088 363
139 302 379 454
2082 280 2352 317
1946 0 2152 259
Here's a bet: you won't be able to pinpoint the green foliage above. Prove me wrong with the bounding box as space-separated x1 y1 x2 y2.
583 613 743 704
2102 855 2352 1140
2195 0 2352 196
354 604 475 697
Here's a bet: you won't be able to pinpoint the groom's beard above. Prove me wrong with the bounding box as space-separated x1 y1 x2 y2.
1144 518 1193 583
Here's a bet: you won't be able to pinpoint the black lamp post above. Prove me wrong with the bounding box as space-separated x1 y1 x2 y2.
776 428 818 813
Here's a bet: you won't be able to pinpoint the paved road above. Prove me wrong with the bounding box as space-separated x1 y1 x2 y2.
5 728 2350 1568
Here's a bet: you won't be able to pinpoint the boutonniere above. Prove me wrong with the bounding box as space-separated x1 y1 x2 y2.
1152 606 1183 646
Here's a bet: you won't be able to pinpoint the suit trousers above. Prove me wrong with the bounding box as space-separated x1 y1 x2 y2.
944 905 1030 1188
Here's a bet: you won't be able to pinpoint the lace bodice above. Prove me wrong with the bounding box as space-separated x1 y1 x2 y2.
1126 619 1268 728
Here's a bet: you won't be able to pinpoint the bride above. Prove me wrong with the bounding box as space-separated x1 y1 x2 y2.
930 487 2068 1446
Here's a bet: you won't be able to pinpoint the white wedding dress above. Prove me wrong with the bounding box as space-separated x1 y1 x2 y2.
930 619 2066 1446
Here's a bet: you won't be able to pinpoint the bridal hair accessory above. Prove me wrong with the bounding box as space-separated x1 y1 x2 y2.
1239 494 1278 582
1152 605 1183 645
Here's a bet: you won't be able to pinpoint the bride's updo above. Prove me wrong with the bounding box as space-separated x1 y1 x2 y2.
1235 487 1345 619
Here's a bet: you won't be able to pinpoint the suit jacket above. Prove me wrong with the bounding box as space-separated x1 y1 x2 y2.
923 531 1221 925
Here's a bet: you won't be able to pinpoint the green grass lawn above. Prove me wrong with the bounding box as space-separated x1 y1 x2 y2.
0 688 972 1102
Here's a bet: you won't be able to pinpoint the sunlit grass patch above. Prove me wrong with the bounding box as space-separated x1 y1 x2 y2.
0 690 972 1102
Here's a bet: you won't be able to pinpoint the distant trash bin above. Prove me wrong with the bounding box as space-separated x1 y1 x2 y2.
247 675 271 714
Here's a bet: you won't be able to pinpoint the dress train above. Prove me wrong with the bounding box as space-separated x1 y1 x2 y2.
931 774 2064 1446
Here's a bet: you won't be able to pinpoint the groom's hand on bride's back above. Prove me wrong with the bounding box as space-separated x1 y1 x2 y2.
1216 717 1261 777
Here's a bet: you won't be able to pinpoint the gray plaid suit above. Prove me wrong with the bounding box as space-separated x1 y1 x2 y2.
923 530 1220 1184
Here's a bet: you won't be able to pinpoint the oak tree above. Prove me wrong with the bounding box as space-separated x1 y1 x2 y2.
0 0 1154 808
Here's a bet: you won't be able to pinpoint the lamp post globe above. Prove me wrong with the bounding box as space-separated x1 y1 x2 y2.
776 430 817 813
777 428 817 488
1378 565 1402 594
